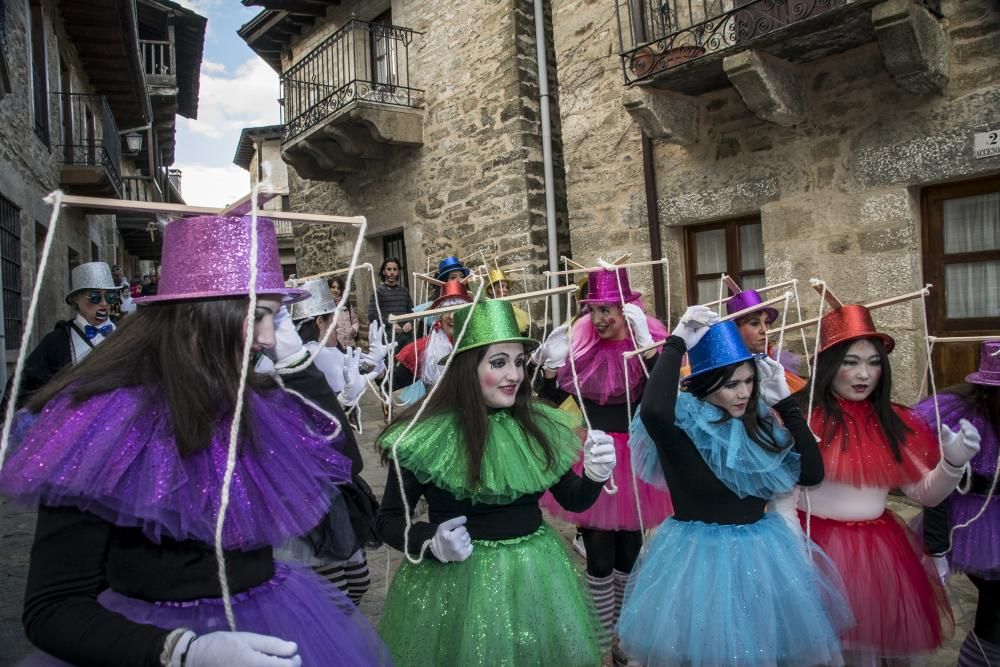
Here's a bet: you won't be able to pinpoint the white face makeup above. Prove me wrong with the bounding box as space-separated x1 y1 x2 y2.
74 290 115 326
705 362 755 418
477 343 527 409
589 304 627 341
832 338 882 402
251 297 283 354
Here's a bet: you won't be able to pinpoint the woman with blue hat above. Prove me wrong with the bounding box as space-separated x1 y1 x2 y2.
618 305 852 666
376 299 614 666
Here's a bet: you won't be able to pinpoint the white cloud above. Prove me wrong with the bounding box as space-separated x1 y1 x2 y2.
180 57 280 140
170 163 251 208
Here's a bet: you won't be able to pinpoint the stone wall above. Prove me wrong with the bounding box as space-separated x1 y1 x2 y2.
283 0 571 318
555 0 1000 402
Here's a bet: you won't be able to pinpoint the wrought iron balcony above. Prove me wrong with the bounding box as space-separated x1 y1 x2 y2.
615 0 917 90
279 18 424 180
55 93 123 198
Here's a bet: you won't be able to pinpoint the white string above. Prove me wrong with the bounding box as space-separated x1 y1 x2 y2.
604 261 649 380
530 290 551 389
214 182 264 630
389 280 487 564
0 190 64 470
665 256 671 331
622 354 646 540
772 291 793 361
791 280 811 377
716 274 725 317
802 279 830 545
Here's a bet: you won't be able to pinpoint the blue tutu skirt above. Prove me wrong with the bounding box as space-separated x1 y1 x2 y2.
618 513 852 667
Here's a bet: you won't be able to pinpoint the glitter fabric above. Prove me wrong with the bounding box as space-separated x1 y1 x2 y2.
65 262 117 303
379 404 581 504
540 431 673 530
618 513 852 667
684 320 753 381
379 525 603 667
430 279 472 309
914 391 1000 577
801 511 953 655
725 289 778 324
289 278 339 320
132 215 308 305
0 386 351 549
557 337 653 406
578 267 641 305
629 394 797 499
449 300 536 358
966 340 1000 385
818 304 895 353
810 397 938 488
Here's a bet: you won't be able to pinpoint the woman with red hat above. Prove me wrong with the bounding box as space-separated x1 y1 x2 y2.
618 307 851 666
533 266 672 663
795 303 981 663
0 215 390 666
915 341 1000 665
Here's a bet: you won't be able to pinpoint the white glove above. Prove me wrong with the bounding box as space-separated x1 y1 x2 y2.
582 430 617 483
622 303 653 347
932 555 950 584
941 418 981 469
341 348 365 407
366 320 395 365
178 631 301 667
430 516 473 562
532 324 570 370
756 356 791 406
361 352 386 380
270 306 308 369
671 305 719 350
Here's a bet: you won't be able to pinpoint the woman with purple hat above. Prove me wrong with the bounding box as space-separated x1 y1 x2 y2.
725 284 807 393
794 303 981 663
916 341 1000 665
0 215 390 666
619 306 851 666
533 266 672 662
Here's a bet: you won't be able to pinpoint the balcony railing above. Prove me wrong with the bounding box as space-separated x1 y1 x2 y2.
616 0 851 84
274 220 294 237
279 19 422 143
55 92 122 196
141 39 175 79
122 176 160 202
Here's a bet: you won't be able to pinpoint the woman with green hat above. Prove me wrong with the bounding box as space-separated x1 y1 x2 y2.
376 299 614 666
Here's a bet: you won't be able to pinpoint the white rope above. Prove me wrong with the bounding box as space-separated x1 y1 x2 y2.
388 280 486 564
0 190 64 470
792 280 812 377
530 289 551 389
802 279 830 545
716 274 725 317
214 182 263 630
665 256 671 332
602 260 649 380
772 291 793 361
623 354 646 540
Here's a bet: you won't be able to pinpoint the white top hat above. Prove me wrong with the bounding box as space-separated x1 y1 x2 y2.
65 262 117 305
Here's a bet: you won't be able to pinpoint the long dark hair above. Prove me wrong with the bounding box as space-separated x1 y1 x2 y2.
379 345 558 485
27 299 276 456
684 360 789 452
797 337 910 460
327 276 353 312
942 382 1000 426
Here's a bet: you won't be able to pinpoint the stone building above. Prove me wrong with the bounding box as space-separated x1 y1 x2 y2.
0 0 205 381
239 0 997 400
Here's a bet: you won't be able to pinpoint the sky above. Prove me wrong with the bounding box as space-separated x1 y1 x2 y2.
171 0 280 207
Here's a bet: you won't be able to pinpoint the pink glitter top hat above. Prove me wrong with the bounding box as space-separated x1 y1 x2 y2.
578 267 641 306
133 215 309 305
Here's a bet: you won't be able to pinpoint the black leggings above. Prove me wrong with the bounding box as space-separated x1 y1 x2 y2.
970 575 1000 645
581 528 642 577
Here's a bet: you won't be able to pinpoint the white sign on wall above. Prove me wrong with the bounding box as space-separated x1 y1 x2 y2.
974 129 1000 159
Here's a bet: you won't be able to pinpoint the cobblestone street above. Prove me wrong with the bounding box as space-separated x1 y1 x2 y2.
0 393 980 665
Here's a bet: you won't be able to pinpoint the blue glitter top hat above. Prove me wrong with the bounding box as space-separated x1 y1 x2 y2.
685 320 754 381
435 255 471 280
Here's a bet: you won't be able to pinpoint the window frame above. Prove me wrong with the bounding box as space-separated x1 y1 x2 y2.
29 0 49 146
921 174 1000 334
683 215 765 305
0 194 23 351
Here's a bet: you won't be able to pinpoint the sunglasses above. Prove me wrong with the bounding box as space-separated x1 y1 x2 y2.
86 290 121 306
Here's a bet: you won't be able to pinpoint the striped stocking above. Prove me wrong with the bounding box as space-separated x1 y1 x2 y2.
586 572 616 643
960 631 1000 667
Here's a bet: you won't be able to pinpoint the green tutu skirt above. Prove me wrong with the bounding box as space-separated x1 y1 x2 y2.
379 523 603 666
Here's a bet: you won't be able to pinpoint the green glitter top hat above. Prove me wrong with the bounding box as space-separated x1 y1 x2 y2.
443 300 538 362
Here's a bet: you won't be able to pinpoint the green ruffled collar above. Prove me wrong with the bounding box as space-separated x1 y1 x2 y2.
380 404 582 504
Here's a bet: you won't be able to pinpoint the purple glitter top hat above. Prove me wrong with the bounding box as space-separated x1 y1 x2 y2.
726 289 779 324
579 267 641 305
133 215 308 305
684 320 753 382
967 341 1000 387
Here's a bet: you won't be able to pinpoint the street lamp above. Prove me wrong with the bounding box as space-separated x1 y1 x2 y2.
125 131 143 154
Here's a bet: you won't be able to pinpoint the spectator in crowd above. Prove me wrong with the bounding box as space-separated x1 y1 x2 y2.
368 257 414 347
328 275 360 348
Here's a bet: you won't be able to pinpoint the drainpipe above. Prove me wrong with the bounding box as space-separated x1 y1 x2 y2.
642 132 667 319
533 0 561 324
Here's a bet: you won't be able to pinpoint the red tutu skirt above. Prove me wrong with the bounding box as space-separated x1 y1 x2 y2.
799 509 953 656
541 431 673 531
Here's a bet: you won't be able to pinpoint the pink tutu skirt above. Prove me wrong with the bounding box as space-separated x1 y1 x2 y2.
542 431 673 531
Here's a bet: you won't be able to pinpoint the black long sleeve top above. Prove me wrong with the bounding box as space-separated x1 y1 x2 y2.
377 464 603 559
639 336 823 526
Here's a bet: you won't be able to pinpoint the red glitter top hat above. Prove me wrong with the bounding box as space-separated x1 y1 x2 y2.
818 304 895 354
430 279 473 309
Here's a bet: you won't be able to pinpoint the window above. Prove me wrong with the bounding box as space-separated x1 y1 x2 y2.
67 246 80 293
922 176 1000 387
0 0 12 97
0 194 22 351
370 10 396 88
684 216 764 304
281 263 297 280
29 0 49 145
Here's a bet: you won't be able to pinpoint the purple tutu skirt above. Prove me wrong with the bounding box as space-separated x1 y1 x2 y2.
949 492 1000 579
541 431 673 531
19 562 391 666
